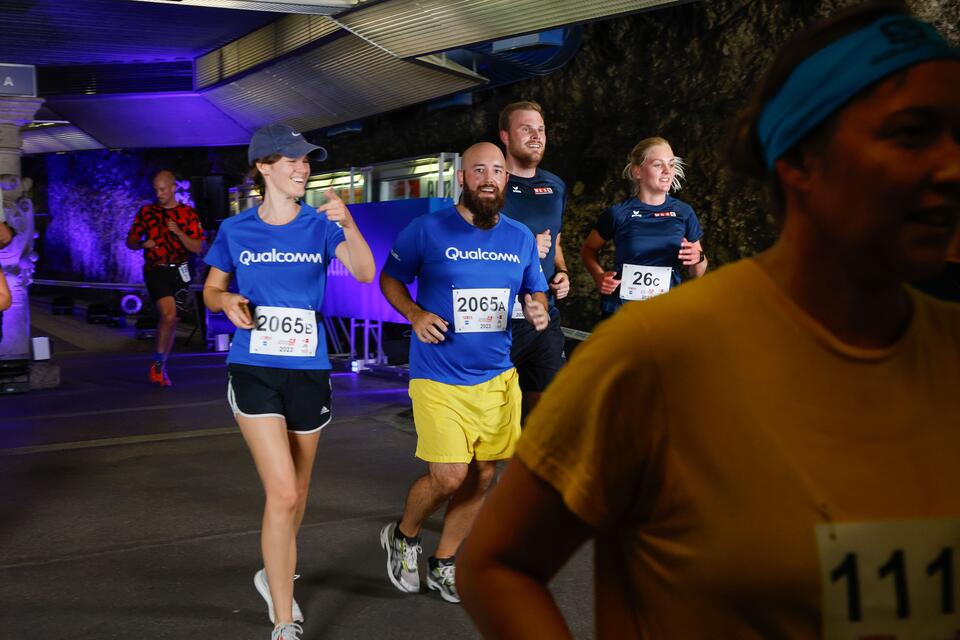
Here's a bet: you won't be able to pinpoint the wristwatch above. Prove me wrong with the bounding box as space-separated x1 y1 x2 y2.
697 251 705 264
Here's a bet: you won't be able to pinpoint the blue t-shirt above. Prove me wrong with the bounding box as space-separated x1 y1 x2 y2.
501 168 567 283
383 206 547 385
594 195 703 312
204 204 346 370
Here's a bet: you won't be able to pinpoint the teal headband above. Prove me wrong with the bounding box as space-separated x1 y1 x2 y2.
757 15 960 171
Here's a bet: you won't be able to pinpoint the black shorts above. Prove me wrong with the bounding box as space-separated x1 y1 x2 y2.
510 307 564 392
143 265 189 314
227 364 333 434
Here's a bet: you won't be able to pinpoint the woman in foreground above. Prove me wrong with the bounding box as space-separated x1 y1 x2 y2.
459 2 960 638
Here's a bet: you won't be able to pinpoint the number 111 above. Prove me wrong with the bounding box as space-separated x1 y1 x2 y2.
830 547 954 621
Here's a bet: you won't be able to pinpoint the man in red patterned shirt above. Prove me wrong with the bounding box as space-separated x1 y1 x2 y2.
126 170 205 386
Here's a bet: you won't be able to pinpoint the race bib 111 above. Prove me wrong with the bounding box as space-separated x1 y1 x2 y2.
816 517 960 640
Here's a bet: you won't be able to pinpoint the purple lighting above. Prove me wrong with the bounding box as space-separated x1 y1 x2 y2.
42 152 158 283
322 198 453 323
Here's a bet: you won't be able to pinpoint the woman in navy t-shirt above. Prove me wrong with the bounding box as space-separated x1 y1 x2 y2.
203 124 374 640
581 137 708 318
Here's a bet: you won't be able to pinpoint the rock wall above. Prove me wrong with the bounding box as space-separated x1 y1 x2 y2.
319 0 960 330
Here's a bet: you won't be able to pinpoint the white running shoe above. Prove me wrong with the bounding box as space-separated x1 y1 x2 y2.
379 522 421 593
254 569 304 624
426 560 460 603
271 622 302 640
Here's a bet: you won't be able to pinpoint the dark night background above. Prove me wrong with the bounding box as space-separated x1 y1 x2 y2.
24 0 960 331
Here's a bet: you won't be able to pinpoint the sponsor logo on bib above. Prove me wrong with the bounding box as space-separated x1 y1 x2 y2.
533 187 553 195
653 211 677 217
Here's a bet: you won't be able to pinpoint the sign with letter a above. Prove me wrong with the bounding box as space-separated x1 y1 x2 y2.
0 64 37 97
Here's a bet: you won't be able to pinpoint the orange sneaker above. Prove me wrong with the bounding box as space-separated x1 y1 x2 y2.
149 362 164 385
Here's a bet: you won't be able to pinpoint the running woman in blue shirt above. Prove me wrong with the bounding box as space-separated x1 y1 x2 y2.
581 137 708 318
378 142 548 605
203 124 374 640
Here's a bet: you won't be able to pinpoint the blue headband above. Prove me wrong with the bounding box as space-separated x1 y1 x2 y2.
757 15 960 170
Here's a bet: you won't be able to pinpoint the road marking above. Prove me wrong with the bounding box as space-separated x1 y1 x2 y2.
0 511 399 570
4 399 227 423
0 426 237 456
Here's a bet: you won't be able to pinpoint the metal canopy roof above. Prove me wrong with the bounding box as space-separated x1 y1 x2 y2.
337 0 686 58
1 0 688 154
130 0 364 14
0 0 280 66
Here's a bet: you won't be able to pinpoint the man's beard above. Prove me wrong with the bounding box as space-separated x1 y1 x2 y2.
508 140 543 166
462 184 504 230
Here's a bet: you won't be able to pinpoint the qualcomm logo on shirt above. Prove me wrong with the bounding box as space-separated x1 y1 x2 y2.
444 246 521 263
238 248 324 266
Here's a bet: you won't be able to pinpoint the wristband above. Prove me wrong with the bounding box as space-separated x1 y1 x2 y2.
697 251 705 264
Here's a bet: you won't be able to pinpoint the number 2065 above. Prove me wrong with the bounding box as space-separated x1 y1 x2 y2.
456 296 505 313
255 315 313 335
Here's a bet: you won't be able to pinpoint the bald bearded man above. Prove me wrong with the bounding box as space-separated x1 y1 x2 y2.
378 143 549 604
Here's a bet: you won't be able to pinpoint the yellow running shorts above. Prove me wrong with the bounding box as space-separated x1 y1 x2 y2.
409 368 522 463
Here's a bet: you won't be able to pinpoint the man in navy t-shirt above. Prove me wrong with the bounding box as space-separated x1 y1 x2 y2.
378 142 548 604
498 101 570 419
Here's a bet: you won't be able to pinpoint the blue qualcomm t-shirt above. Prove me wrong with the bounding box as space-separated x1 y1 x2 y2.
594 195 703 312
383 206 547 386
204 204 346 370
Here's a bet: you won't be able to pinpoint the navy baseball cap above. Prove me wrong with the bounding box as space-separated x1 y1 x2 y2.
247 124 328 164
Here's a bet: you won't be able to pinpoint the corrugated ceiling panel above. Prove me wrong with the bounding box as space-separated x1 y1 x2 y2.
338 0 686 58
22 125 105 155
44 93 252 148
39 62 194 96
204 36 484 133
132 0 362 14
0 0 278 66
196 14 341 88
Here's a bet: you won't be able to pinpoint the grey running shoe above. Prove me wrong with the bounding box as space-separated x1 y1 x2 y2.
271 622 303 640
254 569 304 624
379 522 421 593
426 561 460 603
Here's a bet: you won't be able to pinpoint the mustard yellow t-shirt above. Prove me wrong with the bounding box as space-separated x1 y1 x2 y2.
517 259 960 639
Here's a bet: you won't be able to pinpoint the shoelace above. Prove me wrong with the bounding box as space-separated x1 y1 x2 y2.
401 540 422 571
434 563 456 586
275 622 303 640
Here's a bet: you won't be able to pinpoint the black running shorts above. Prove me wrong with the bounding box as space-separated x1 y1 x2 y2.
143 265 189 314
509 307 564 393
227 364 333 434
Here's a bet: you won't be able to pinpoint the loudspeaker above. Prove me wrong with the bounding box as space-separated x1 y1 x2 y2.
0 359 30 394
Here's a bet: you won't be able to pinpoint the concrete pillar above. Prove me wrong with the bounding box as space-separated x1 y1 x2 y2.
0 96 43 360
